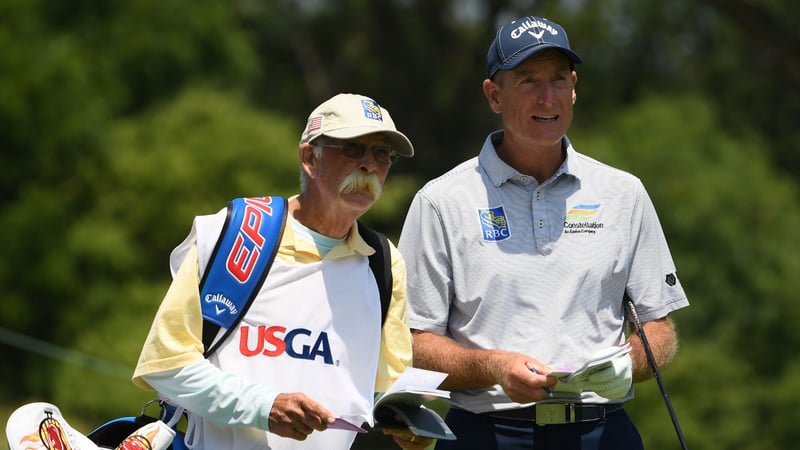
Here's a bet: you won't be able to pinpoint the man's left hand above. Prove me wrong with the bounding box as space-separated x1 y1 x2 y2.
554 353 633 400
383 428 434 449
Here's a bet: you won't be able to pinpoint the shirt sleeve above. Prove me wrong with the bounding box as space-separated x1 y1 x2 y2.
625 182 689 322
134 228 413 400
132 245 206 389
141 359 278 430
132 245 279 431
373 241 414 392
398 191 453 334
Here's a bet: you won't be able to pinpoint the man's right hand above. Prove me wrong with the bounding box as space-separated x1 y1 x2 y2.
268 392 335 440
411 331 556 403
495 352 557 403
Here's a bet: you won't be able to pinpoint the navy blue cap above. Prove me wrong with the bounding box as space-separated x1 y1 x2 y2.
486 16 582 79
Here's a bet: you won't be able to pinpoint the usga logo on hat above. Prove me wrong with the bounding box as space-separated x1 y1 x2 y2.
300 93 414 157
486 16 582 79
360 98 383 121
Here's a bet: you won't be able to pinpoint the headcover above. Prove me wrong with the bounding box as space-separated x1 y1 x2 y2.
6 402 99 450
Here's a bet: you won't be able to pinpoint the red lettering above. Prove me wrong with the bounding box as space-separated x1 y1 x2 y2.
244 196 274 215
241 205 265 247
238 325 335 364
239 326 262 357
240 325 286 357
262 325 286 356
227 234 260 282
240 325 287 357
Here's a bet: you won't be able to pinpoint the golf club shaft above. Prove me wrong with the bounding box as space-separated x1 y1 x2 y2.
626 299 689 450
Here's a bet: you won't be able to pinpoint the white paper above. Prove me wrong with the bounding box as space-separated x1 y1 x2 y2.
334 367 450 432
548 343 631 382
379 367 450 401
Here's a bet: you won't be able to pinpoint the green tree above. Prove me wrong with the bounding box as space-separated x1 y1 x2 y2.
575 95 800 371
2 2 800 448
48 85 302 423
573 94 800 449
0 0 260 399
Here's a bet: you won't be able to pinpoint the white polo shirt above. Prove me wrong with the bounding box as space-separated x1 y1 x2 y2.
399 131 689 413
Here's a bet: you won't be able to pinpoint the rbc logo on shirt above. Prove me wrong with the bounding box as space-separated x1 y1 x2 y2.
239 325 334 365
478 206 510 241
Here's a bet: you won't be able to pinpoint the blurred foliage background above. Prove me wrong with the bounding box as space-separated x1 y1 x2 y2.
1 1 798 449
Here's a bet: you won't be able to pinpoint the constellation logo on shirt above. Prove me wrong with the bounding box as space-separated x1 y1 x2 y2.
478 206 510 241
564 202 604 234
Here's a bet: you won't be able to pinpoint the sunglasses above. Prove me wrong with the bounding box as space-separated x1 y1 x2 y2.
318 140 398 165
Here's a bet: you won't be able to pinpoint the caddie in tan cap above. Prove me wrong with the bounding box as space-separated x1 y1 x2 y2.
130 90 432 450
301 93 414 157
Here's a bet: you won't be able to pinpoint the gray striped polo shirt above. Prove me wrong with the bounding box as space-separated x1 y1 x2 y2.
398 131 689 412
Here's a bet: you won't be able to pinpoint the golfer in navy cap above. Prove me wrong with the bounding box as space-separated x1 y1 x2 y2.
398 15 689 450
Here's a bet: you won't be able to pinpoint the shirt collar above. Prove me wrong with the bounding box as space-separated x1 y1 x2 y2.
478 130 582 187
284 198 375 260
334 223 375 258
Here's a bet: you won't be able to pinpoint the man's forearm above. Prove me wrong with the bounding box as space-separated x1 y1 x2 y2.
143 359 276 429
629 316 678 382
412 330 505 391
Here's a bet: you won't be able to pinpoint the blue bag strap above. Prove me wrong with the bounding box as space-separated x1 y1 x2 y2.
200 196 287 357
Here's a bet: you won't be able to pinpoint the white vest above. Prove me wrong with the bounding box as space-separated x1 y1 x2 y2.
177 209 382 450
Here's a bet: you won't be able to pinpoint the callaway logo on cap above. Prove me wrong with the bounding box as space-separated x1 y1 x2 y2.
486 16 582 79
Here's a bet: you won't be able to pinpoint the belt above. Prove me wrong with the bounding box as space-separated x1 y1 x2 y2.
484 403 624 426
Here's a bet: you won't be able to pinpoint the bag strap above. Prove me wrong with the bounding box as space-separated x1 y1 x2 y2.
358 221 393 325
199 198 393 356
200 196 287 357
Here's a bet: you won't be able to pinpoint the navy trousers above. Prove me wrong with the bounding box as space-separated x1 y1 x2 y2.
434 407 644 450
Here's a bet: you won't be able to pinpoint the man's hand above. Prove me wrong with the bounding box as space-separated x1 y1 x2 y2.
268 392 335 441
496 353 557 404
411 331 555 402
383 428 435 449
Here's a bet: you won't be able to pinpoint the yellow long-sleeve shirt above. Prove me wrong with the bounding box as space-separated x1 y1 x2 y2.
133 218 413 393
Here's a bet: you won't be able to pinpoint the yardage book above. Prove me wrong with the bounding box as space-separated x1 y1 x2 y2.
332 367 456 440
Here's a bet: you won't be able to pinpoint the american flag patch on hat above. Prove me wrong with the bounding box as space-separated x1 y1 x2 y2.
306 115 323 133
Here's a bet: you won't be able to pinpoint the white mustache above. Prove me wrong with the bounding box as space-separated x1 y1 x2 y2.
339 171 382 199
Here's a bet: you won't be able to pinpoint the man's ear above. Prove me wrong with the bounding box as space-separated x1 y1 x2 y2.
572 71 578 105
299 143 318 177
483 78 502 114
